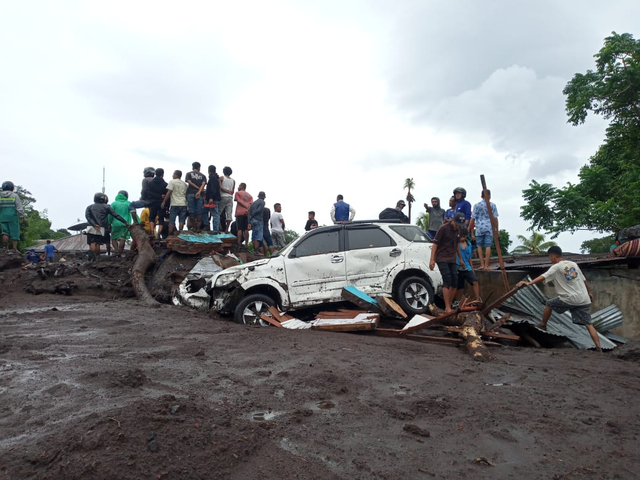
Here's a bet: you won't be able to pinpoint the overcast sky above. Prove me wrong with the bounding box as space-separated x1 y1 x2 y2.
1 1 638 252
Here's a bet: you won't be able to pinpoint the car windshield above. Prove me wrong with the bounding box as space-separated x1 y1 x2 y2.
390 225 431 243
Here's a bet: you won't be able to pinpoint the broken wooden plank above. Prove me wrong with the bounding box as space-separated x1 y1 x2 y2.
369 329 502 347
487 313 512 332
267 306 294 322
280 319 312 329
259 314 284 328
311 313 379 332
341 286 381 312
376 296 408 319
400 306 478 335
480 285 523 315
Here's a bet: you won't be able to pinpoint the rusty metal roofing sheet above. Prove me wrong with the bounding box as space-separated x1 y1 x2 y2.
33 234 91 252
500 279 617 350
499 253 633 271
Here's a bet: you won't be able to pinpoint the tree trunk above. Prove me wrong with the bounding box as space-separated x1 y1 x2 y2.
129 223 159 305
428 306 491 362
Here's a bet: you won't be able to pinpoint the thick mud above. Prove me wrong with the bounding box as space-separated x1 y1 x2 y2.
1 254 639 479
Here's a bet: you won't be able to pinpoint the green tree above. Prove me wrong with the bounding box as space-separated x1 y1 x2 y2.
580 236 616 254
521 32 640 237
416 212 429 231
404 178 415 223
284 229 299 244
512 232 557 254
491 229 512 257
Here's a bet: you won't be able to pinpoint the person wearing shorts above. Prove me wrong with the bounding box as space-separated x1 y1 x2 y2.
248 191 266 252
234 183 253 246
270 203 286 249
0 181 26 251
517 246 602 352
455 229 480 302
469 189 498 270
219 166 235 233
260 206 275 255
429 212 466 313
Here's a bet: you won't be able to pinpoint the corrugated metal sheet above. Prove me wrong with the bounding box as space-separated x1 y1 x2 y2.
590 304 623 333
501 280 617 350
33 234 92 252
500 253 633 271
603 332 628 344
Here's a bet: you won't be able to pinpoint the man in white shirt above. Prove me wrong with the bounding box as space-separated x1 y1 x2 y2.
517 246 602 352
270 203 286 249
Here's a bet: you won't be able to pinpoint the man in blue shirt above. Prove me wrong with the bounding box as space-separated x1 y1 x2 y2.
452 187 471 226
330 195 356 223
43 239 58 264
26 248 41 264
469 190 499 270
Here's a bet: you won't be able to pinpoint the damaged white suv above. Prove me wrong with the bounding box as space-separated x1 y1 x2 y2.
207 221 443 324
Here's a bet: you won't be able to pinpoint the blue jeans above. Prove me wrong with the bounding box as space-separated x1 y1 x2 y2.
204 204 220 232
250 219 264 242
187 194 203 216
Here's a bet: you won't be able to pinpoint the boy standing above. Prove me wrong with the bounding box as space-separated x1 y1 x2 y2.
429 212 466 313
234 183 253 245
44 240 58 265
304 211 316 231
456 229 481 302
469 189 498 270
517 246 602 352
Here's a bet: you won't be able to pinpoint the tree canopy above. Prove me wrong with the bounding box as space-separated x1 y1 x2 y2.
512 232 557 254
521 32 640 237
11 186 70 249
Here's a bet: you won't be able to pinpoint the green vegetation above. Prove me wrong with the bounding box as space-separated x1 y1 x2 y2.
521 32 640 237
14 186 70 250
512 232 557 254
580 236 616 254
491 229 512 257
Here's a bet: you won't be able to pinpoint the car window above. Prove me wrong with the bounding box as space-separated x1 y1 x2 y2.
294 230 340 257
390 225 431 243
347 227 395 250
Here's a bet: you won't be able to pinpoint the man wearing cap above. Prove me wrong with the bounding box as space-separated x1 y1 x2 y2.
378 200 410 223
429 212 466 313
248 191 266 252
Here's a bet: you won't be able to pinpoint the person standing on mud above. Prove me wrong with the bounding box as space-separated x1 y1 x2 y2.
162 170 188 235
234 183 253 246
85 193 129 261
270 203 286 249
248 191 266 253
148 168 168 238
0 181 26 251
109 190 132 256
218 167 235 234
205 165 222 232
423 197 445 238
185 162 207 232
517 246 602 352
429 212 466 313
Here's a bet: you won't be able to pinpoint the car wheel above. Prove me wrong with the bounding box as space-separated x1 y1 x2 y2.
234 293 275 326
395 276 434 315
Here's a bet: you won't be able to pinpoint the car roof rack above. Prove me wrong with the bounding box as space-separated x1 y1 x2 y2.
348 219 405 224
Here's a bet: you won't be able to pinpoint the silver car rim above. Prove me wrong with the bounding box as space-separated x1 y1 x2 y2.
404 282 429 309
243 300 271 326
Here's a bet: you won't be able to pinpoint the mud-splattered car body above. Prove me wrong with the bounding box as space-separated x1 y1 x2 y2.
208 221 443 323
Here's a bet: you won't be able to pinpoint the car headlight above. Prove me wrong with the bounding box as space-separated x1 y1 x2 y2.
215 271 242 287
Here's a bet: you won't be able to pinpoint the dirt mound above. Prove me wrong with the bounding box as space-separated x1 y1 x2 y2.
612 340 640 362
3 395 334 480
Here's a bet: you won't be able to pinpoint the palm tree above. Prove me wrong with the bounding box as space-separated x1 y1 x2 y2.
404 178 415 223
512 232 557 254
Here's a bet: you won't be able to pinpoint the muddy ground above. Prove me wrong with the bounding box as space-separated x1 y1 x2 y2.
1 253 639 479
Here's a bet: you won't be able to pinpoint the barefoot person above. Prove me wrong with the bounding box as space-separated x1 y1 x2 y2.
456 228 481 302
516 246 602 352
429 212 466 313
469 189 498 270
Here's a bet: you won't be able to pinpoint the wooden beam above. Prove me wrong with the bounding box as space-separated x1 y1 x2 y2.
487 313 511 332
480 285 523 315
260 314 284 328
400 306 478 335
480 174 509 291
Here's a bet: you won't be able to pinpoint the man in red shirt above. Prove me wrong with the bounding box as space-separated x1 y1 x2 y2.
234 183 253 245
429 212 466 313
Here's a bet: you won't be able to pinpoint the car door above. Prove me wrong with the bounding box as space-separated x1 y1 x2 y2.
344 225 401 295
285 227 347 307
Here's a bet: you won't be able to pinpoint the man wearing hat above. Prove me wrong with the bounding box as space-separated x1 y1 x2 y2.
248 191 266 253
378 200 410 223
429 212 466 313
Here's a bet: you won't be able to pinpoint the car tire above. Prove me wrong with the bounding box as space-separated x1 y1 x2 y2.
234 293 276 326
394 276 434 315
